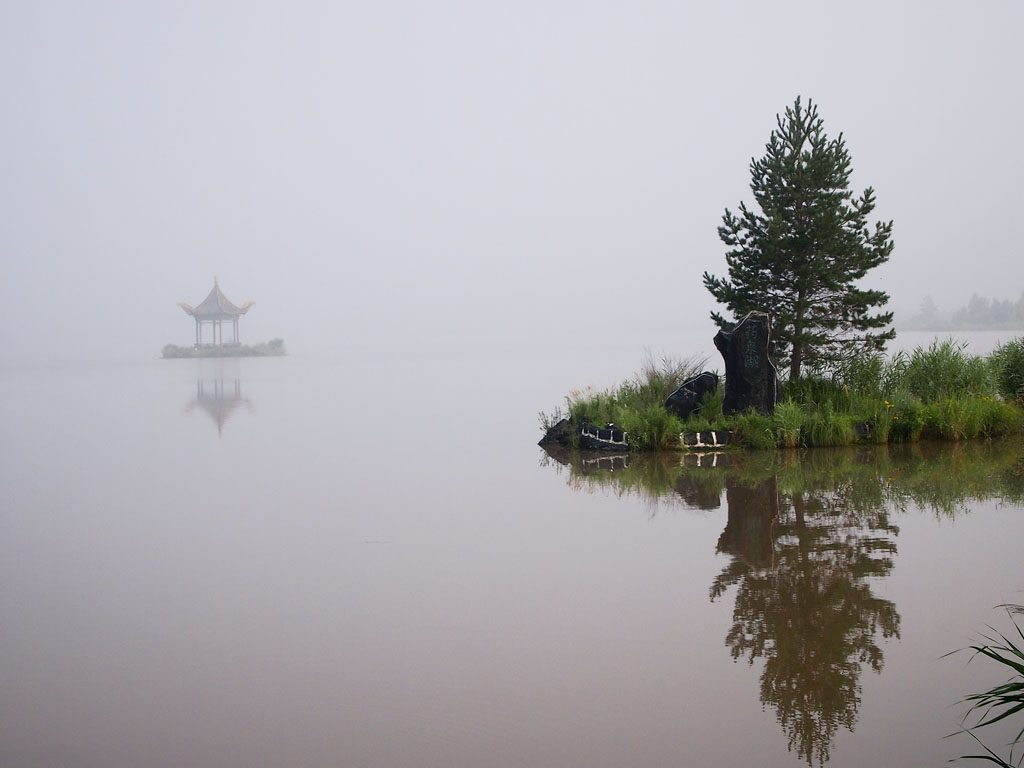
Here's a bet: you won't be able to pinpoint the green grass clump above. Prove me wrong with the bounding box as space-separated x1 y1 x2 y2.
831 351 909 398
991 337 1024 404
697 383 725 422
888 392 926 442
733 410 776 450
902 339 993 401
614 404 684 451
782 374 852 412
772 399 803 448
803 402 856 447
921 395 1021 441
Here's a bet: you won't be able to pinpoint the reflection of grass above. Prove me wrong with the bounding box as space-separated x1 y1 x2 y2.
541 439 1024 517
950 605 1024 767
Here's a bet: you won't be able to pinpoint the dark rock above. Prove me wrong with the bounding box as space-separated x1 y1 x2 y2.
538 418 574 446
714 312 780 416
538 419 630 451
664 371 719 419
578 421 630 451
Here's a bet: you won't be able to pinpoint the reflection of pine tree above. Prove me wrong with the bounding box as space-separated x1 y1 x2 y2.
711 480 900 766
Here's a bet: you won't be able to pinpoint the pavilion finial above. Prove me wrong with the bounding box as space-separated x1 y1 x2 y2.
214 275 219 285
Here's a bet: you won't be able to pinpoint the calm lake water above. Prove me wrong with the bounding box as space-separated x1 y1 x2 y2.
2 332 1022 768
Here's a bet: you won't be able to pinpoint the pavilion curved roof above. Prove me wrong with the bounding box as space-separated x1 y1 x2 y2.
179 278 253 318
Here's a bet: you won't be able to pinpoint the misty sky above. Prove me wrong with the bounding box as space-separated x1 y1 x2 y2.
2 0 1021 362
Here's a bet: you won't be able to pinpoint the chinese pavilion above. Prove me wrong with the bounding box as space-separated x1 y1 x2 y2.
178 277 254 347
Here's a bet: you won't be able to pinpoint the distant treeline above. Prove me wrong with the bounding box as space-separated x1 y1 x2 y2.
899 293 1024 331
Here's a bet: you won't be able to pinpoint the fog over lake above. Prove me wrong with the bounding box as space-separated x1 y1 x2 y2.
3 2 1024 766
3 334 1024 767
2 1 1023 365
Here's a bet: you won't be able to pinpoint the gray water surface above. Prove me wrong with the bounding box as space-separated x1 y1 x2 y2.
1 349 1022 767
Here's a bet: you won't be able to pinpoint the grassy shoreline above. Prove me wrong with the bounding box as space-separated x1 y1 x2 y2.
540 338 1024 451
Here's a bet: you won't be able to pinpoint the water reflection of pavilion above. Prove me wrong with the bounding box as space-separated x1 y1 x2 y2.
186 378 253 436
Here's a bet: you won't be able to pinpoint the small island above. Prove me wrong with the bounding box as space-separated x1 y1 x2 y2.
162 278 286 359
539 313 1024 453
541 99 1024 453
162 339 285 358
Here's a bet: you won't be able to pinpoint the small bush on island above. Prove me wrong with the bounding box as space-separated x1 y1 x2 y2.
541 337 1024 451
902 339 993 401
991 337 1024 403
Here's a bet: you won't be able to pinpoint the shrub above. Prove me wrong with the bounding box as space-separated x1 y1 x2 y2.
972 395 1022 437
783 375 851 411
567 387 615 427
919 396 1016 440
772 399 803 448
902 339 994 401
803 403 855 447
888 393 925 442
697 382 724 423
854 396 894 444
990 337 1024 403
733 410 776 450
831 351 908 397
922 399 967 441
613 404 683 451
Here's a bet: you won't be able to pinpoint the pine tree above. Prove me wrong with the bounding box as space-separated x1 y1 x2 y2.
703 97 894 380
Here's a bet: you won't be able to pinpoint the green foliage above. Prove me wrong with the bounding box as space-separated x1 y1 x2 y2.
782 375 853 412
902 339 994 401
992 337 1024 403
697 381 724 423
922 395 1021 441
949 605 1024 768
830 351 908 397
855 396 893 444
772 399 803 448
803 402 856 447
703 96 894 379
680 414 713 434
567 388 616 427
614 404 684 452
887 392 925 442
733 409 776 450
